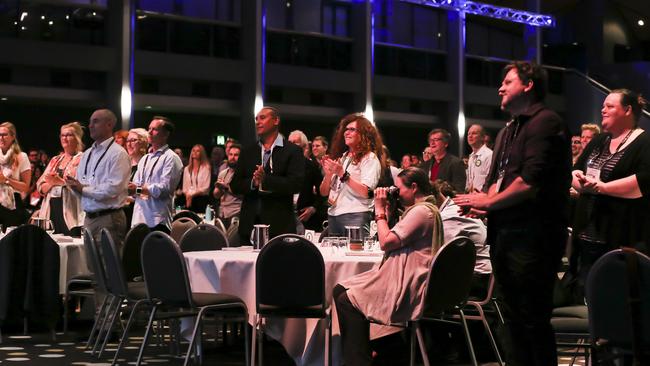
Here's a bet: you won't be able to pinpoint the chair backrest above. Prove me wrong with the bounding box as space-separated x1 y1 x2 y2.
318 227 329 243
226 217 240 247
100 229 130 297
173 210 202 224
122 223 151 281
141 231 194 308
256 234 326 317
586 248 650 350
170 218 197 243
420 236 476 318
179 223 229 252
214 218 227 234
83 228 108 293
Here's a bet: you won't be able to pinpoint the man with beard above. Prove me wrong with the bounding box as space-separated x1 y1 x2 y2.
455 61 571 366
213 143 243 229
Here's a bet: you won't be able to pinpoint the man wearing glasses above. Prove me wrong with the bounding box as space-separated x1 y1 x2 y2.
420 128 466 192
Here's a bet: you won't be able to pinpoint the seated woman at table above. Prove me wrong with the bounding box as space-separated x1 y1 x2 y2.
36 122 84 235
334 167 444 366
0 122 32 227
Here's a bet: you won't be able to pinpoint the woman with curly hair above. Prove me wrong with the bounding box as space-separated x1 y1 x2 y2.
319 113 384 236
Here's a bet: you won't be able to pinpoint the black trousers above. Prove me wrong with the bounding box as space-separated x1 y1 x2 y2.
490 224 566 366
333 284 373 366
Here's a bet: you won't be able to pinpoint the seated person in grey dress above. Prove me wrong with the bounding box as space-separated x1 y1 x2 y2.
333 167 445 366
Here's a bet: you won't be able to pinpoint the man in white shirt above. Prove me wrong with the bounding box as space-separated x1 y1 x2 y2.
129 116 183 232
465 124 493 193
66 109 131 247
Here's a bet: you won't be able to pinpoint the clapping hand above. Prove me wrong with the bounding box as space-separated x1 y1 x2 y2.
322 156 343 178
574 171 601 194
252 165 265 188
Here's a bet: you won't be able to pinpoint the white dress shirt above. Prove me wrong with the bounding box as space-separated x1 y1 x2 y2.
131 145 183 229
466 144 493 192
77 137 131 213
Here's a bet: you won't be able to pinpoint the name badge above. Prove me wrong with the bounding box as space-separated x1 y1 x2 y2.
586 167 601 179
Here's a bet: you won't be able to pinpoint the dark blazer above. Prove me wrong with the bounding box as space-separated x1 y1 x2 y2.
231 136 305 245
296 157 325 231
421 153 467 193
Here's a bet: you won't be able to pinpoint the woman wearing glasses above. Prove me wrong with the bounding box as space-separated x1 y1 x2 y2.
36 122 84 235
123 128 149 225
320 113 384 236
571 89 650 297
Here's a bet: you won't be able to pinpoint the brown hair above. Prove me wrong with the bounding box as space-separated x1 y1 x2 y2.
610 89 648 123
503 61 548 102
329 113 385 169
397 167 433 196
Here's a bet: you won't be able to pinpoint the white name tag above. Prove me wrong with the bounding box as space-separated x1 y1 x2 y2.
586 167 601 179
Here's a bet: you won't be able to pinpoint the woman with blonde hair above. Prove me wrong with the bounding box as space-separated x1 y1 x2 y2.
181 144 211 212
36 122 85 235
0 122 32 226
319 113 385 236
125 128 149 179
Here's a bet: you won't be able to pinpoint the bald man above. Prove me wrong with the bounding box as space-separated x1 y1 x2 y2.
66 109 131 247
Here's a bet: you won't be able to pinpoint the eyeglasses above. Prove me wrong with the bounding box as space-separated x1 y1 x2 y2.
429 138 444 142
572 140 582 145
60 133 75 138
126 139 139 143
344 127 357 133
0 133 10 137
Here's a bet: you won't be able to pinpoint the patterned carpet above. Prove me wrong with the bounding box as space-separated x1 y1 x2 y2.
0 322 588 365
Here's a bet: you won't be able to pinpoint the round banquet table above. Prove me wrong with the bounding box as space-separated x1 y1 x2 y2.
184 247 387 366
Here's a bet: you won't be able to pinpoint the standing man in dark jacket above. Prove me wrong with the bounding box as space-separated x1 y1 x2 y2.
456 61 571 366
231 107 305 245
420 128 467 193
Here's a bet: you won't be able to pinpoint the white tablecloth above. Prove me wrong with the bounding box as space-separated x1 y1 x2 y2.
184 247 383 366
53 234 90 295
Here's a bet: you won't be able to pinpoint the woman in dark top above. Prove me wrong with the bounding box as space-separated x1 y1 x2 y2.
571 89 650 297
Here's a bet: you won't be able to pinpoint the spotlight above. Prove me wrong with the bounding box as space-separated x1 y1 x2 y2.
638 19 645 27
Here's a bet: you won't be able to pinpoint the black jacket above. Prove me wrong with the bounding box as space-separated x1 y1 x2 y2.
231 136 305 245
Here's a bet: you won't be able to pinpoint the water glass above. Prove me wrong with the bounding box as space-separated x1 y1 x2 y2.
363 236 376 251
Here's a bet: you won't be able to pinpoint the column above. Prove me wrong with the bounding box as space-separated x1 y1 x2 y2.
240 0 265 145
351 0 374 121
447 8 465 157
107 0 135 130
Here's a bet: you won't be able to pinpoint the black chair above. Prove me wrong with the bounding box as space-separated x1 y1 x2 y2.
180 223 229 252
95 229 148 360
586 248 650 364
130 231 249 366
80 228 114 351
173 210 203 224
551 304 590 366
407 237 477 366
122 223 151 281
62 232 97 334
253 234 330 366
171 218 198 243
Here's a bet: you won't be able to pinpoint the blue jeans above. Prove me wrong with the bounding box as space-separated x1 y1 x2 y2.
327 212 372 237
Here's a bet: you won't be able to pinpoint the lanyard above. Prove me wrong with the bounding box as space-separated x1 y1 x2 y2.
141 150 164 183
83 138 115 179
496 119 520 174
589 129 634 170
54 154 74 177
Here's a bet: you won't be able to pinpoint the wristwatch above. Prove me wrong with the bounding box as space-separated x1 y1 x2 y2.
340 171 350 183
375 213 387 222
135 186 142 195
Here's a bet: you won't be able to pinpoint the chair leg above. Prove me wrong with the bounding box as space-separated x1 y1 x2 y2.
93 296 119 356
86 294 109 349
251 314 258 366
414 322 430 366
112 300 146 366
99 297 124 358
409 323 416 366
244 317 250 366
136 306 158 366
326 316 332 366
258 318 264 366
471 302 504 365
459 309 478 366
492 298 505 324
63 293 69 334
184 308 205 366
